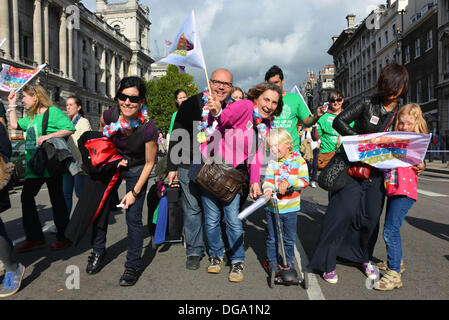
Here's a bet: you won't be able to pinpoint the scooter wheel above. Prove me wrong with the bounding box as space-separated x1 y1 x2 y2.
269 269 275 288
303 272 309 290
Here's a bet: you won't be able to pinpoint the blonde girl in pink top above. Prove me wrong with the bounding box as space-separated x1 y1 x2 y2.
374 103 428 291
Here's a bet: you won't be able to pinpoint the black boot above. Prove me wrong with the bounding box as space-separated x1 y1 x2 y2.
86 251 105 275
119 268 139 286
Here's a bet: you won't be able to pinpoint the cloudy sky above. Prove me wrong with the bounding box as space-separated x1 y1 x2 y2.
81 0 382 95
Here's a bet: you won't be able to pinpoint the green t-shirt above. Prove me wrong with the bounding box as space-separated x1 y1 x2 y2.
18 106 75 179
168 111 178 135
274 92 311 150
316 112 354 153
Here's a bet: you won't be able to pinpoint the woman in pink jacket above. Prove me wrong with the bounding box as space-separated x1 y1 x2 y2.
201 82 283 283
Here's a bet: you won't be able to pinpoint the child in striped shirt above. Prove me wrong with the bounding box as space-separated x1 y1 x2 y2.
262 128 309 274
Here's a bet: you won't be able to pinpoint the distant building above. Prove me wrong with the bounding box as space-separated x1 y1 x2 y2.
0 0 157 134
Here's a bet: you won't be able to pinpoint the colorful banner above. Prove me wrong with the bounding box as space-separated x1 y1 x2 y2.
0 63 46 92
341 131 431 169
156 11 206 73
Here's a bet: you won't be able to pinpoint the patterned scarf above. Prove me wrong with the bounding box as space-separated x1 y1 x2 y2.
197 88 233 144
103 106 148 138
253 103 275 141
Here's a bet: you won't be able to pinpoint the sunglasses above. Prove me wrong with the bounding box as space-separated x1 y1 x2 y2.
330 98 343 103
117 93 142 103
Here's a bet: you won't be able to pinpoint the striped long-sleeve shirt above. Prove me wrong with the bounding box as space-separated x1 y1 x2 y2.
262 150 309 214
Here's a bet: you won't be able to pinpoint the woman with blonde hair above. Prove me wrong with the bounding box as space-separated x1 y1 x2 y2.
7 84 75 252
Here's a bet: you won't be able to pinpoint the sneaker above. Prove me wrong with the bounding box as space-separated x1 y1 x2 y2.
362 261 379 280
311 181 317 188
0 261 5 278
50 241 72 251
119 268 139 286
374 269 403 291
323 269 338 284
0 263 25 298
16 240 46 253
47 225 58 233
207 256 224 274
229 262 244 283
376 260 405 274
186 256 201 270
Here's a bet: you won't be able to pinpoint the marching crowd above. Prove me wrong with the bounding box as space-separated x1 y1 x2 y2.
0 62 427 297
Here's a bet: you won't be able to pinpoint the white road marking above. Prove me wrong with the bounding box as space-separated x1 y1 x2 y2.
295 236 325 300
12 223 55 246
417 189 448 197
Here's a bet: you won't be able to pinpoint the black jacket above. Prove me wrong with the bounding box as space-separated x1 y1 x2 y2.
333 95 399 136
167 93 204 171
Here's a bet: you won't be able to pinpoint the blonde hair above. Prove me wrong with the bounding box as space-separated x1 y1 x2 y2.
266 127 294 152
394 103 428 134
22 84 52 119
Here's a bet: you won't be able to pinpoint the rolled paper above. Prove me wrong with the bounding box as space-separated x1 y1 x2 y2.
238 197 269 220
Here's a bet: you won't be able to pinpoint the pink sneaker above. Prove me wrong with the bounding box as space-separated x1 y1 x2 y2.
323 269 338 284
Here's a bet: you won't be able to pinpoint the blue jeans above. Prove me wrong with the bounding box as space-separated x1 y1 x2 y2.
177 167 205 257
383 196 415 273
266 210 297 266
201 188 244 264
63 173 86 214
92 167 148 270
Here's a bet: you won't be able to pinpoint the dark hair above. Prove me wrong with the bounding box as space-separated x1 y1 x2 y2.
247 82 284 117
264 65 284 82
328 90 343 102
174 89 187 107
67 95 84 117
114 76 146 101
377 62 409 99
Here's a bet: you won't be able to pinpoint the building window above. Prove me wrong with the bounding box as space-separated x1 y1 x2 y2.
385 30 389 44
428 74 434 100
446 0 449 22
95 73 99 92
53 87 60 102
416 80 422 103
405 45 410 63
415 38 421 58
445 46 449 76
426 30 433 50
86 100 90 113
82 68 87 88
378 37 381 49
82 40 87 53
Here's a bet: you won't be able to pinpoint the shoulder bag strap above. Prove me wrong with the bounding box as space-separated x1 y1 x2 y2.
42 107 50 135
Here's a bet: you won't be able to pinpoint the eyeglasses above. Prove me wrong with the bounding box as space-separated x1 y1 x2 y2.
117 93 142 103
210 79 233 88
329 98 343 103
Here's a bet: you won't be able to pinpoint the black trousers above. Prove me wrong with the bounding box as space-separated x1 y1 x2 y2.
21 176 70 242
308 172 385 273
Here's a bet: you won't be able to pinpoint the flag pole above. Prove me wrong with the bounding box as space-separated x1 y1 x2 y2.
203 66 212 95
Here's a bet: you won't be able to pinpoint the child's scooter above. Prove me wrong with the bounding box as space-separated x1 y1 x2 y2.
267 192 309 289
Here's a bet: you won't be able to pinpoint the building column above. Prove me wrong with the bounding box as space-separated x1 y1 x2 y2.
33 0 43 65
59 10 67 75
0 0 10 59
100 46 106 94
111 53 117 96
43 0 49 64
12 0 19 61
68 23 73 78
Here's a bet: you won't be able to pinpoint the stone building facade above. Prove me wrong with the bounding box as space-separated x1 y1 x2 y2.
0 0 157 134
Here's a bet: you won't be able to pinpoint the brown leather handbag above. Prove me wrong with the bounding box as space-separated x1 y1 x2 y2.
196 160 246 202
317 135 341 170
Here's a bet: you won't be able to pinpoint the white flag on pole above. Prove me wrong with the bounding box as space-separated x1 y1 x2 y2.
291 85 312 116
156 11 206 73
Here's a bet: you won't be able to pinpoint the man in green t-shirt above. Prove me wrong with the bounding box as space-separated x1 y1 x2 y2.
265 65 326 150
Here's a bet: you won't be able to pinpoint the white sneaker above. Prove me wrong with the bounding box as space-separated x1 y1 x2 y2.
311 181 317 188
47 225 58 233
363 261 379 280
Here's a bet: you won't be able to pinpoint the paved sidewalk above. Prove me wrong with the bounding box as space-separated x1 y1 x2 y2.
425 160 449 175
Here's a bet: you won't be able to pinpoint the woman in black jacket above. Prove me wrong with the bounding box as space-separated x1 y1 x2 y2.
308 63 423 284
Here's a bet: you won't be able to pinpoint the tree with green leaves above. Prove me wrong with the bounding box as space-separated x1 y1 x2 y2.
145 65 199 134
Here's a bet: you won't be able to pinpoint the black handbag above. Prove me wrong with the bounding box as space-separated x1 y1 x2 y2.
318 149 350 192
27 108 50 176
196 159 246 203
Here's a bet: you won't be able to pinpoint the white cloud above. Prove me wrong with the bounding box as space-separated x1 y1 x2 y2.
80 0 386 96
